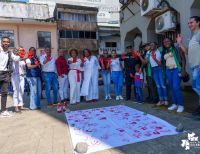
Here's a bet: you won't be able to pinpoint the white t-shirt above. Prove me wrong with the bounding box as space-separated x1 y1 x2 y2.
0 50 20 71
135 72 144 80
188 30 200 68
110 58 122 72
39 55 56 73
146 50 161 67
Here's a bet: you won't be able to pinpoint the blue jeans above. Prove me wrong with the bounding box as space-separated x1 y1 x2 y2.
102 70 111 98
42 72 58 104
111 71 124 96
166 68 183 106
192 66 200 104
27 77 41 109
152 66 168 101
135 87 144 102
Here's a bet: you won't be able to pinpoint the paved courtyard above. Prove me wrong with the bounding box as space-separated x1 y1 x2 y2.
0 86 200 154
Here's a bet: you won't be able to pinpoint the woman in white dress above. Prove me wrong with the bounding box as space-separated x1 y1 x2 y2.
68 49 82 105
80 49 100 103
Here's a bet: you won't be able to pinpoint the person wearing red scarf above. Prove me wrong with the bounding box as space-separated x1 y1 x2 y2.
39 47 58 106
56 50 69 112
11 47 26 113
99 50 112 100
26 47 41 110
68 48 82 105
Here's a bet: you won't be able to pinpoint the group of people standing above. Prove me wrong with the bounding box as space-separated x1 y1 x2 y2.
0 38 125 117
0 16 200 117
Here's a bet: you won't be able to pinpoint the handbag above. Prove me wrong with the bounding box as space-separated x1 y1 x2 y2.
181 72 190 83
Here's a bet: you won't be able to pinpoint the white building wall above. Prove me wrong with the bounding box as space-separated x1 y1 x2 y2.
120 0 197 50
120 0 199 86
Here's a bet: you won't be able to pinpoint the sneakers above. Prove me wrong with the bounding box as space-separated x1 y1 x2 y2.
116 96 120 101
108 95 112 100
62 102 68 112
105 95 112 101
168 104 178 111
57 103 62 113
57 102 68 113
177 106 184 113
119 95 124 100
156 101 165 106
105 96 108 101
168 104 184 113
1 110 12 118
164 101 169 106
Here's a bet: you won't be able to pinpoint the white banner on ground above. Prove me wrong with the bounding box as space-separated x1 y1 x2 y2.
65 105 179 153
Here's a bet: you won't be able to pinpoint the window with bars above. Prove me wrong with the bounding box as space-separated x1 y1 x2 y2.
58 12 97 22
59 30 97 39
105 42 117 48
37 31 51 48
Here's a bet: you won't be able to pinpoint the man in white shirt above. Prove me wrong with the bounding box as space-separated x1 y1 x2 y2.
0 37 20 117
40 47 58 106
177 16 200 115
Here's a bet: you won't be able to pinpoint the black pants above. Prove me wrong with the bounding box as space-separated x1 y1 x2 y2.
146 76 158 101
125 76 136 100
0 81 9 111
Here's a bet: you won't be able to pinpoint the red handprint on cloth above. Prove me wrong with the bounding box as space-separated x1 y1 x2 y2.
99 117 107 120
116 128 125 132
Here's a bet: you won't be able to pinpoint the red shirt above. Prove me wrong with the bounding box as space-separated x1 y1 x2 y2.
56 56 68 76
99 57 111 70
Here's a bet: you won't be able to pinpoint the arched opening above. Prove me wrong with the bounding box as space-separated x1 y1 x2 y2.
146 18 158 44
191 0 200 17
124 27 142 51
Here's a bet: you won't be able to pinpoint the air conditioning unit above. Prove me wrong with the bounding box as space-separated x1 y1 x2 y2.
155 11 177 34
140 0 160 16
